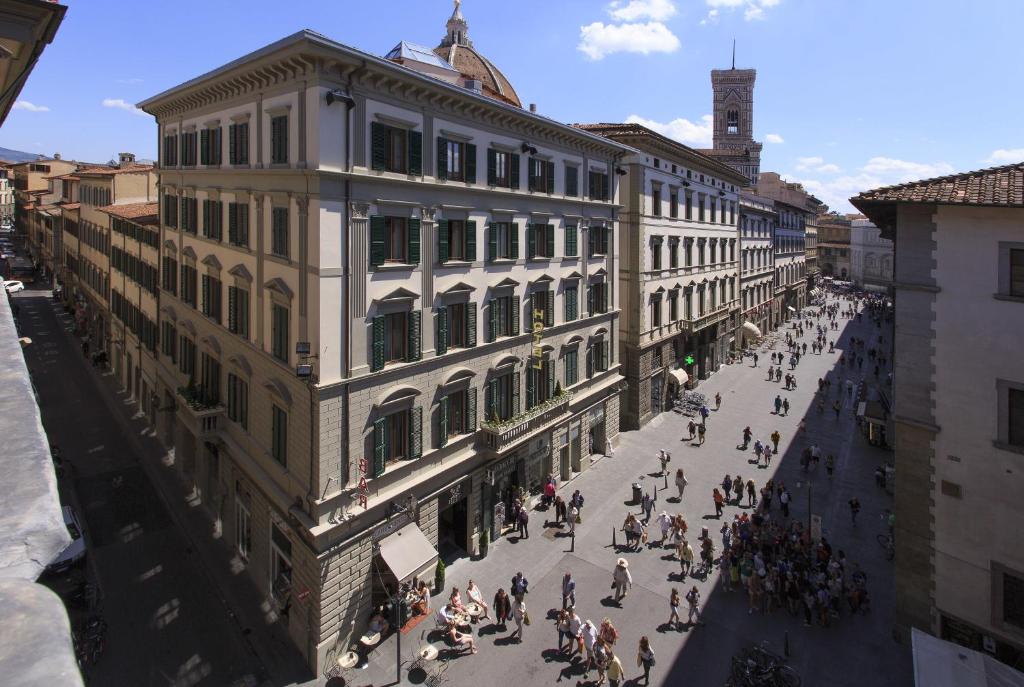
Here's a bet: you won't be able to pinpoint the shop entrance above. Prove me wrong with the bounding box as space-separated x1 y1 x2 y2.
588 420 605 458
438 491 469 563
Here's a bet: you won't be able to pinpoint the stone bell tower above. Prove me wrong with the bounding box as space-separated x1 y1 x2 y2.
710 43 762 186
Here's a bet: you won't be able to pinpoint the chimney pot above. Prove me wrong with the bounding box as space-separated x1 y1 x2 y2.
529 103 537 113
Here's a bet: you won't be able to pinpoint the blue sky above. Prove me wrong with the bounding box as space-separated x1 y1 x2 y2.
3 0 1022 212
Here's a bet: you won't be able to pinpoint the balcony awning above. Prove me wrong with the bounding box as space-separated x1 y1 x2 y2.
378 523 438 584
668 368 688 386
741 321 761 338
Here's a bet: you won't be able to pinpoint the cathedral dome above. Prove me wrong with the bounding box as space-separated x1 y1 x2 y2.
432 0 522 108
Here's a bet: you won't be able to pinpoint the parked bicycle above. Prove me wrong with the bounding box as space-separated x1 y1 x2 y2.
726 642 801 687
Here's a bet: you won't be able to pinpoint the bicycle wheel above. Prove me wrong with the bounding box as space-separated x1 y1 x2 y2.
771 664 801 687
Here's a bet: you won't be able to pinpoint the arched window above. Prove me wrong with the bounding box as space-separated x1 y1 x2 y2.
727 109 739 134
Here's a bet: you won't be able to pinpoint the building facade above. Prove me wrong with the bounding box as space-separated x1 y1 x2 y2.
0 164 14 224
849 216 893 291
756 172 816 317
817 212 852 280
852 162 1024 668
575 123 745 429
804 208 820 291
738 192 777 343
138 14 627 672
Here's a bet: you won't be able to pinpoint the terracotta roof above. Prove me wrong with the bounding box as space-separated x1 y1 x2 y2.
851 162 1024 208
43 172 76 180
97 201 158 220
71 163 154 178
433 43 521 108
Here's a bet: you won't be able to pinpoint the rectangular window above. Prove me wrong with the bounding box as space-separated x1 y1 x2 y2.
1011 248 1024 297
160 322 177 362
685 191 692 220
528 223 554 259
447 302 467 349
441 219 474 262
437 138 475 183
564 349 578 387
163 134 178 166
651 238 662 270
228 202 249 247
270 115 288 164
489 222 515 260
227 373 249 430
384 410 409 461
490 295 518 339
670 191 678 218
588 170 610 201
531 289 554 327
270 207 289 258
269 520 292 598
589 282 609 315
698 241 706 266
564 225 578 257
229 122 249 165
181 265 197 307
200 352 221 406
179 337 196 380
228 286 250 338
487 149 517 188
698 194 706 222
271 405 287 466
652 185 661 217
488 372 516 422
163 193 178 227
670 292 679 321
200 127 222 166
652 297 662 327
235 500 251 560
1010 388 1024 447
203 200 223 241
162 256 178 295
590 225 610 256
565 166 579 197
439 388 475 443
529 157 554 193
201 274 222 323
384 217 407 263
384 311 407 363
669 239 679 268
180 132 197 166
564 286 578 322
180 197 197 234
270 304 289 363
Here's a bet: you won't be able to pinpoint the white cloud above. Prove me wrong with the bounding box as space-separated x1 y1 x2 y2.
794 155 954 213
578 21 681 60
625 113 713 147
816 163 841 174
102 98 146 117
703 0 780 23
984 148 1024 165
764 133 784 144
608 0 677 21
861 156 954 180
794 156 841 174
13 100 49 112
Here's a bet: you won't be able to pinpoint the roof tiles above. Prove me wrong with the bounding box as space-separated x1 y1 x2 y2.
851 162 1024 208
97 201 158 220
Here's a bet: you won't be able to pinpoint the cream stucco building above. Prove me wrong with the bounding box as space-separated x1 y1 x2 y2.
849 216 893 292
137 8 628 672
852 162 1024 667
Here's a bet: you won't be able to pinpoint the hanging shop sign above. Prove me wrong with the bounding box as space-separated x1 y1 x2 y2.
357 458 369 509
532 308 544 369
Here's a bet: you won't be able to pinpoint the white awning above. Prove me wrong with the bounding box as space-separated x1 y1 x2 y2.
741 321 761 338
378 523 438 584
913 628 1024 687
668 368 688 386
787 306 797 312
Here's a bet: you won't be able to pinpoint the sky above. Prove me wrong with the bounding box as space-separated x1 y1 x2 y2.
3 0 1023 213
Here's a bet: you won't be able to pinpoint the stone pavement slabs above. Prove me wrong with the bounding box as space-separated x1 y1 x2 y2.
343 296 912 687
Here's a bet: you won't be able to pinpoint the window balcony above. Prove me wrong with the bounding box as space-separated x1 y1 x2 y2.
176 385 225 439
479 390 573 454
687 302 733 332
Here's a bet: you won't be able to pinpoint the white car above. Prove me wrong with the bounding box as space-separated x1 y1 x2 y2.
48 505 86 573
4 280 24 293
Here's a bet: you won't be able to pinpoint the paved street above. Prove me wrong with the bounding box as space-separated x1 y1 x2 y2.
17 286 309 687
347 294 912 687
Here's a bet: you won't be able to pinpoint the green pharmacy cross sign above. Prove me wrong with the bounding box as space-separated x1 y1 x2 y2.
685 355 695 366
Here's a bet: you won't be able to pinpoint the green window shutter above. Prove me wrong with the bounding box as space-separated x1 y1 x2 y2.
408 130 422 175
485 379 495 422
436 137 448 180
512 371 520 416
465 144 477 184
566 166 578 197
228 286 237 333
487 149 497 185
409 406 423 459
373 417 386 476
510 153 520 189
546 224 554 258
370 216 386 267
587 346 594 378
545 289 554 326
465 220 476 261
438 396 449 448
546 161 555 194
546 360 555 395
371 122 387 171
525 368 535 410
510 223 519 259
408 217 421 265
228 124 236 163
527 224 536 259
200 129 210 165
201 274 210 315
487 223 496 262
528 158 536 191
466 302 477 347
437 218 449 264
564 287 573 322
466 386 477 432
488 299 497 342
436 306 448 356
602 173 610 201
407 310 422 361
371 316 385 371
511 295 520 336
565 226 577 257
228 203 237 244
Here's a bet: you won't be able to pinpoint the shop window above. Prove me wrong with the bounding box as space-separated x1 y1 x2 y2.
269 520 292 601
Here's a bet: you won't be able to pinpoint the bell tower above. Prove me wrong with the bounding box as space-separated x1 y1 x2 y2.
710 45 762 186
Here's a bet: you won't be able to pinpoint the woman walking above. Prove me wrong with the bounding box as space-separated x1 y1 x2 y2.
668 589 681 629
679 538 693 576
636 637 656 685
674 468 688 501
494 587 512 628
722 474 733 502
612 558 633 603
511 596 527 642
713 488 724 518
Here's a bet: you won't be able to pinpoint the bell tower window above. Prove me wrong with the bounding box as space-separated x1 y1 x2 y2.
727 110 739 135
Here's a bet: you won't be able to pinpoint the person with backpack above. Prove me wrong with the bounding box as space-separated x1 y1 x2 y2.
686 586 705 626
636 636 656 685
511 571 529 601
697 423 707 446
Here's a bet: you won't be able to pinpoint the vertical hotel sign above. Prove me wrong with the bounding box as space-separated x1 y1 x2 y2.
532 307 544 369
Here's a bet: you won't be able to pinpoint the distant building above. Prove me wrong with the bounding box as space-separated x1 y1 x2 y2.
0 164 14 223
849 216 893 292
851 162 1024 666
699 58 762 188
817 212 852 280
738 192 777 341
755 172 815 316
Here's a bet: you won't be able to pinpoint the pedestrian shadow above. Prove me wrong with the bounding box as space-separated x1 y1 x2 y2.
493 635 520 647
541 649 572 664
476 623 503 636
544 608 560 620
599 597 621 608
655 622 678 634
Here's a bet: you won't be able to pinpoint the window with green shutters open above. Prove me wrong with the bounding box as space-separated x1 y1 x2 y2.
525 359 555 410
372 406 422 475
201 274 222 323
485 371 519 423
435 302 477 355
437 138 476 183
202 200 223 241
587 282 609 316
437 219 476 263
227 373 248 430
228 122 249 165
530 290 555 328
270 304 289 363
200 127 222 166
486 149 518 188
586 339 609 378
589 225 610 257
271 207 289 258
181 264 197 307
487 222 517 261
163 134 178 166
588 170 609 200
270 115 288 165
227 286 249 338
180 197 197 234
370 122 422 175
271 404 287 466
228 202 249 247
528 157 555 193
160 322 176 363
180 132 197 166
564 225 577 258
163 194 178 227
370 310 421 371
200 352 221 406
369 216 420 267
564 285 578 321
563 349 578 388
565 166 579 197
437 387 476 448
161 256 178 295
487 295 519 342
527 223 555 260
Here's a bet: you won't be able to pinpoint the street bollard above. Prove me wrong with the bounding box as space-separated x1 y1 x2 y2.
571 531 575 552
654 485 658 500
664 473 668 490
612 526 617 548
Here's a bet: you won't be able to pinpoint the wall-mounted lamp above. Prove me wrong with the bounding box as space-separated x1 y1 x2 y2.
325 89 356 108
615 167 627 176
520 142 538 155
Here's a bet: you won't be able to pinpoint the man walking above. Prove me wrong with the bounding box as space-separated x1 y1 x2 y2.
774 395 782 415
770 430 781 453
742 426 752 450
612 558 632 604
562 571 577 610
697 423 707 446
687 420 697 441
686 586 705 626
782 398 790 416
848 497 861 525
753 352 759 367
517 507 529 539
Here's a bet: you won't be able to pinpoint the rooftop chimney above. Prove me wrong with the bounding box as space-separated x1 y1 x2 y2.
53 152 61 160
465 78 482 94
529 103 537 113
118 152 135 168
